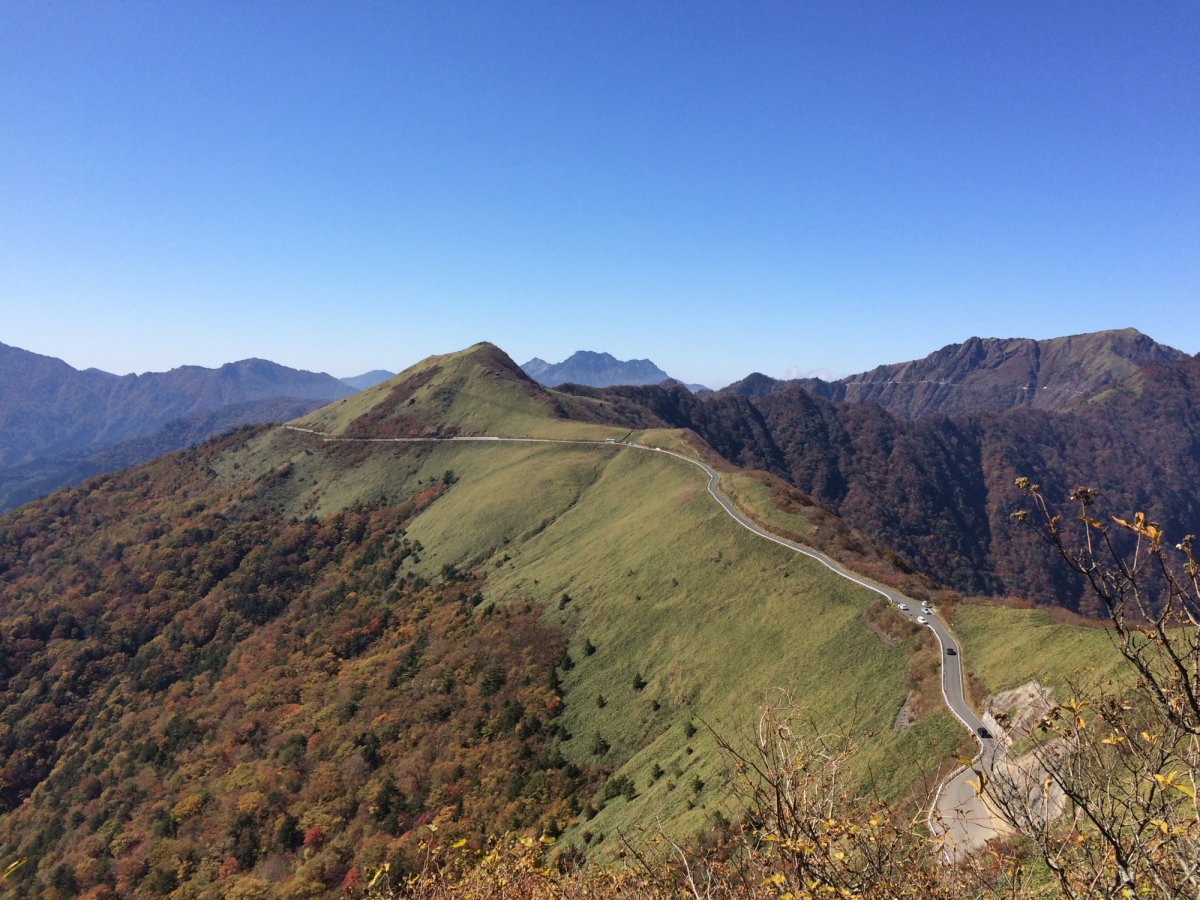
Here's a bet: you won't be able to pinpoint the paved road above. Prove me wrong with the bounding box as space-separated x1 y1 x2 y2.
932 750 1012 862
283 425 1002 855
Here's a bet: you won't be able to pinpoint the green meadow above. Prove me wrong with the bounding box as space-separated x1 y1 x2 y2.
222 344 1123 857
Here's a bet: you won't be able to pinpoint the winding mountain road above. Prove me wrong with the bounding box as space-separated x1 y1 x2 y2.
283 425 1004 858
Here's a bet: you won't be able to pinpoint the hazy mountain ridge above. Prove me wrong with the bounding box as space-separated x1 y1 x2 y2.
522 350 705 390
0 396 333 512
0 342 358 512
340 369 396 391
0 342 354 463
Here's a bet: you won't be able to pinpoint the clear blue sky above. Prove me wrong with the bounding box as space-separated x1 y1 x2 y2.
2 2 1197 388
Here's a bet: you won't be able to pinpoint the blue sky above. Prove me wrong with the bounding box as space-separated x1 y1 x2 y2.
2 2 1196 388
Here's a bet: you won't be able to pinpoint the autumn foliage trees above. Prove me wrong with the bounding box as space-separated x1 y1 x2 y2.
0 431 598 897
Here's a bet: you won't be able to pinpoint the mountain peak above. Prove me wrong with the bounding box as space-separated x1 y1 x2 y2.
720 372 785 399
520 350 671 388
295 343 565 438
564 350 620 364
340 369 396 391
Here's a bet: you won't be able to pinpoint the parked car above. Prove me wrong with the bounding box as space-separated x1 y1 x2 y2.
917 616 928 625
977 726 992 739
898 603 909 611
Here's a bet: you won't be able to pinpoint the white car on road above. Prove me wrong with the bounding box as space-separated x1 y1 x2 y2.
917 616 928 625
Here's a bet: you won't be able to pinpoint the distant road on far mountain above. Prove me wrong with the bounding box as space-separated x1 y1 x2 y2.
723 328 1184 418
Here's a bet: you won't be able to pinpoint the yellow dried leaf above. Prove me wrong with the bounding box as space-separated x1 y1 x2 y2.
1170 781 1197 800
367 863 390 889
966 770 988 795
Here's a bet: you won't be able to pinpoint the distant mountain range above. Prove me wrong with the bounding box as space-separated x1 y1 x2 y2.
0 342 373 511
724 328 1182 417
3 328 1194 578
521 350 707 392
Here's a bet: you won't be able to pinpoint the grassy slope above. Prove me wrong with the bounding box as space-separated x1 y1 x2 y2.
719 459 1131 707
232 414 961 857
232 345 1124 858
951 604 1126 698
719 469 820 541
296 343 618 442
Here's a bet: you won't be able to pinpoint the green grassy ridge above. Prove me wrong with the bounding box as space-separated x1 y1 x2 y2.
257 427 963 857
295 342 622 442
408 443 963 854
247 414 1128 836
256 326 1133 854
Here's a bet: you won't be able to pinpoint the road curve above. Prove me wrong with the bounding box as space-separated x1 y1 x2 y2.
282 425 1000 855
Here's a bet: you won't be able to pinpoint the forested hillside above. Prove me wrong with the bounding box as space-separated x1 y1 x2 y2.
0 427 596 896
